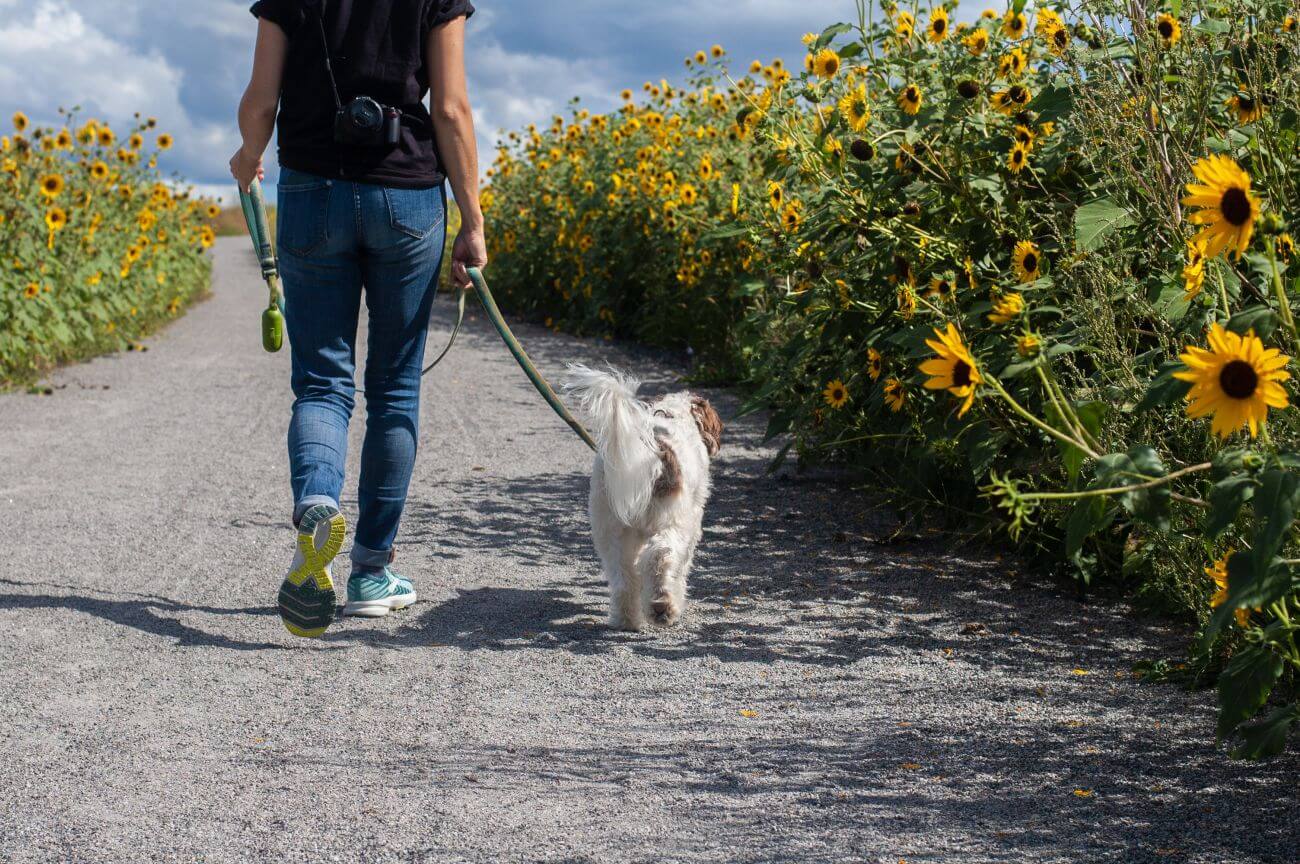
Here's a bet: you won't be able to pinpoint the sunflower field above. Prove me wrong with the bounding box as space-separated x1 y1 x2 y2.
1 110 218 387
483 0 1300 755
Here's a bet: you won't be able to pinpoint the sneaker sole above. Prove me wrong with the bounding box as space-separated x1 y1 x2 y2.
278 505 346 639
342 592 418 618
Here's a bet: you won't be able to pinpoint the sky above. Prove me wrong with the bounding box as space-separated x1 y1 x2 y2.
0 0 856 203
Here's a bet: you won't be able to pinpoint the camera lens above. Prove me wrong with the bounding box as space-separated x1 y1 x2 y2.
347 98 383 132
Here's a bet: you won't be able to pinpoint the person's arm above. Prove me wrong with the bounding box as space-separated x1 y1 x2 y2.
427 16 487 289
230 18 289 192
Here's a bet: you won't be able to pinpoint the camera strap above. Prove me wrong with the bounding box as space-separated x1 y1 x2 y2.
308 0 344 111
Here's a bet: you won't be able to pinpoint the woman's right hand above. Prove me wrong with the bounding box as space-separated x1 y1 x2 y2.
450 223 487 290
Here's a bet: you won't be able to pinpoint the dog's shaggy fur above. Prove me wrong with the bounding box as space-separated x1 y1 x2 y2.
563 365 723 630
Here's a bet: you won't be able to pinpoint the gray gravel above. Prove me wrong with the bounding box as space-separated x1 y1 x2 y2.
1 238 1297 864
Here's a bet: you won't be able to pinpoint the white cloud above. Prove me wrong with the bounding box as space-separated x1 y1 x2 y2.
0 1 240 186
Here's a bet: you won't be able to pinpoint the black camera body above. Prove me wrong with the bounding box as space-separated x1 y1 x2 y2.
334 97 402 148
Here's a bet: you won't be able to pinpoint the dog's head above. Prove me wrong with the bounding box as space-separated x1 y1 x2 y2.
690 396 724 458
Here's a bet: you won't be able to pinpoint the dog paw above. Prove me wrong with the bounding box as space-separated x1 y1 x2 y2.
651 597 682 627
609 614 646 633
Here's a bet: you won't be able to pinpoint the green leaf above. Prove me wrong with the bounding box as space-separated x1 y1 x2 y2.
1205 474 1257 537
1064 496 1115 559
1216 645 1284 738
1136 361 1191 412
1075 197 1136 252
1053 401 1106 483
1249 469 1300 569
815 22 852 50
964 423 1007 481
1226 305 1279 338
1231 703 1300 760
1126 445 1171 531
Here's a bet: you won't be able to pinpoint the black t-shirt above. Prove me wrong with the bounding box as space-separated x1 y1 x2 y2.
250 0 474 188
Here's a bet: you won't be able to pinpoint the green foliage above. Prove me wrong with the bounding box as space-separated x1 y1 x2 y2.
1 110 217 387
483 0 1300 754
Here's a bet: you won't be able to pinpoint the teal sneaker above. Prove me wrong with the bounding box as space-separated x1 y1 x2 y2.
278 504 346 639
343 568 418 618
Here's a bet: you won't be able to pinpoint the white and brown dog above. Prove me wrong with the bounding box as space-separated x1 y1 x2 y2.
563 365 723 631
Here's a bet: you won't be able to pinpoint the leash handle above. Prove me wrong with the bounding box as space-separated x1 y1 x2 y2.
239 179 278 284
468 267 597 452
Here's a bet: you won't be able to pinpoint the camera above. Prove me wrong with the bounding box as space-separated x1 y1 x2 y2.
334 96 402 148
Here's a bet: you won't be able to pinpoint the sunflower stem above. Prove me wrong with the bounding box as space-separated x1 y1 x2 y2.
986 375 1101 461
1266 245 1300 360
1016 461 1212 503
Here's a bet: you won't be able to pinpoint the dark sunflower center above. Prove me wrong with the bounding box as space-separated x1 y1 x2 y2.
1053 29 1068 47
952 360 974 388
1009 85 1028 103
1158 20 1173 38
934 19 946 34
1013 150 1024 164
1219 359 1259 399
1220 187 1252 226
906 87 918 101
1023 252 1038 272
1237 95 1256 111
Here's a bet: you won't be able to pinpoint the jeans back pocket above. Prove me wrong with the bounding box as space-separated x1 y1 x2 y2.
384 186 443 240
277 173 333 256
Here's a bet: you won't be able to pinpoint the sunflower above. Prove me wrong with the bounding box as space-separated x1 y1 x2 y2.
711 44 725 58
129 133 144 151
1003 10 1028 39
921 323 983 418
812 48 841 79
1206 553 1253 628
1285 16 1297 32
694 50 707 65
679 183 698 205
767 180 784 211
1017 332 1041 357
823 379 850 409
1278 233 1295 263
928 274 957 301
868 347 884 381
989 292 1026 324
54 129 72 149
897 84 923 115
896 11 916 39
781 201 803 233
928 7 950 42
89 161 109 181
1044 21 1071 55
1156 13 1181 48
884 378 906 412
1183 239 1207 300
992 84 1032 114
897 284 917 319
12 111 28 132
1182 154 1259 260
97 127 116 147
24 282 40 299
39 173 65 199
998 48 1027 79
1226 93 1265 124
1007 142 1029 173
1013 240 1043 282
1174 323 1290 438
839 84 871 133
964 28 989 55
199 226 216 249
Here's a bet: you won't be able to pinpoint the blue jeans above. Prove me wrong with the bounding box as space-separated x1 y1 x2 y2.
276 168 447 572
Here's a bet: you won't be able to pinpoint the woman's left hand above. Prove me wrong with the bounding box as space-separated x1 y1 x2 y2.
229 147 265 193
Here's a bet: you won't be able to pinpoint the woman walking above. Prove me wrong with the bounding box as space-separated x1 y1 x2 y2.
230 0 485 638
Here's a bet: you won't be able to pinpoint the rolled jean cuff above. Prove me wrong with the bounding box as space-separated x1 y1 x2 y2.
350 541 394 570
293 495 339 528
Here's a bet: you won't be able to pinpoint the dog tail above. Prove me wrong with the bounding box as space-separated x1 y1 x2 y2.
562 364 660 525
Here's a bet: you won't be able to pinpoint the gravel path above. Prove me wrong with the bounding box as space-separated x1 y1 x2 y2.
1 239 1296 864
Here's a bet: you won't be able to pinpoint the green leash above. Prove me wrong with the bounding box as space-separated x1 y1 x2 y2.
237 178 595 451
238 179 284 352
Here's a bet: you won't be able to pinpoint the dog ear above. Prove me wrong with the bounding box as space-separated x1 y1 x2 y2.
690 397 724 457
